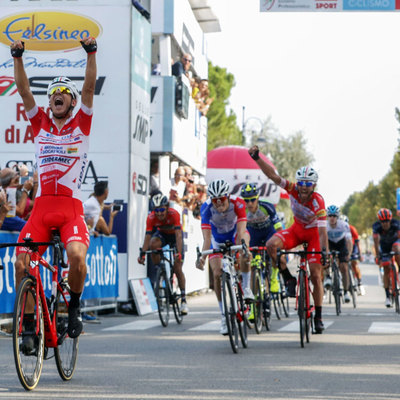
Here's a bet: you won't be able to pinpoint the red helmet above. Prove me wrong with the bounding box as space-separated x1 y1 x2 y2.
377 208 392 221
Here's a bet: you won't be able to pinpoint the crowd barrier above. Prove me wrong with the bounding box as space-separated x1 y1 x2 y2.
0 232 119 315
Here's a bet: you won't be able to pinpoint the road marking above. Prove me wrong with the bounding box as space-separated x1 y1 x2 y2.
103 320 160 331
189 320 220 331
368 322 400 333
278 320 334 332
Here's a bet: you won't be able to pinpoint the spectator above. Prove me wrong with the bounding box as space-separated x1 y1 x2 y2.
182 166 196 210
192 177 207 219
196 79 213 116
149 160 160 197
171 53 193 81
15 164 38 220
0 168 26 231
83 181 119 236
169 167 186 217
0 188 12 230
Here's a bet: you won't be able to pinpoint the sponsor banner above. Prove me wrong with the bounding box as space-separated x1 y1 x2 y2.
261 0 398 10
206 168 281 205
128 7 151 282
129 278 157 315
0 232 119 314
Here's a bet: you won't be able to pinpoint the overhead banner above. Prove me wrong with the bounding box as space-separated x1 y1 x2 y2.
260 0 398 11
0 232 119 314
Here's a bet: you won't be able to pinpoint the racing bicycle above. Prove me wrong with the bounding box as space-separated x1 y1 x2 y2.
141 247 184 327
380 252 400 313
197 240 249 354
277 244 325 348
0 230 78 391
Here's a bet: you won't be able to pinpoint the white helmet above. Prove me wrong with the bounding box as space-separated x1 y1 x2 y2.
207 179 230 198
151 193 168 209
295 166 318 183
341 215 349 223
47 76 79 100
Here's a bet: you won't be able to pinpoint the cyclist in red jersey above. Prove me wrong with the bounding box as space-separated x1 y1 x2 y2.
138 194 188 314
248 146 328 333
11 37 97 339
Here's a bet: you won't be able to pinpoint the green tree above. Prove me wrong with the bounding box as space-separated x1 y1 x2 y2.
207 62 243 151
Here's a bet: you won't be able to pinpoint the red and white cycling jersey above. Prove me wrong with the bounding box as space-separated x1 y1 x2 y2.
27 104 92 199
279 178 327 229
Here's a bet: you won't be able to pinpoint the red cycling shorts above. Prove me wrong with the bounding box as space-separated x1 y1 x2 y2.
274 222 322 265
16 196 90 256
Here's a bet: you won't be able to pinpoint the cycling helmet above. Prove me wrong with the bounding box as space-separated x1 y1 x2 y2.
295 166 318 183
341 215 349 223
47 77 79 100
377 208 392 221
240 183 259 198
207 179 230 199
326 205 340 217
151 193 169 210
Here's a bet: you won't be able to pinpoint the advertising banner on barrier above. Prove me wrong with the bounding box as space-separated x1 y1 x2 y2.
0 232 118 314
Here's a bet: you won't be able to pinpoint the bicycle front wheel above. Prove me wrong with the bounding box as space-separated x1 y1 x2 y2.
333 267 341 316
172 290 183 324
54 287 79 381
155 268 170 327
13 277 45 391
222 272 239 353
391 265 400 314
348 266 357 309
251 269 263 334
236 282 248 348
298 270 306 348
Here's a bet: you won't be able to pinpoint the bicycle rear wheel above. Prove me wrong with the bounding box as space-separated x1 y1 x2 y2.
333 267 341 316
304 275 312 344
236 282 248 348
172 288 183 324
13 277 45 390
298 270 306 348
279 274 290 318
222 272 239 353
54 286 79 381
391 265 400 314
251 269 263 334
155 268 170 327
348 266 357 309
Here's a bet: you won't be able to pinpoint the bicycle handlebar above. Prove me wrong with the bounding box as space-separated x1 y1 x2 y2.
277 246 327 268
196 240 248 260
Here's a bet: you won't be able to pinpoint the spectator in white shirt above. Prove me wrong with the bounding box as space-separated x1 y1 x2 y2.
169 166 186 217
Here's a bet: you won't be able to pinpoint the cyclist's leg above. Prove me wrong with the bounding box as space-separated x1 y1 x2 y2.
392 241 400 271
236 230 253 300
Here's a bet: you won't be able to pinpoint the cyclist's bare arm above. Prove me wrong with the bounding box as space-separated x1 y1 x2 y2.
248 145 281 185
12 41 36 112
197 228 211 270
138 233 151 264
81 37 97 108
318 225 329 256
236 220 248 246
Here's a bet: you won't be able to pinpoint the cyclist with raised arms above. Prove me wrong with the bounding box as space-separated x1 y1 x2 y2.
240 182 283 292
325 205 353 303
372 208 400 307
248 146 328 334
342 215 365 295
11 37 97 340
196 179 253 335
138 194 188 315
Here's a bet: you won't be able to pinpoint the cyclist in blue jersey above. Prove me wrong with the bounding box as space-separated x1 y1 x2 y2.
372 208 400 307
196 179 253 335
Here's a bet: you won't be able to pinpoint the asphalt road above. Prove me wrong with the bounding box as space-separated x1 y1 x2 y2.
1 262 400 400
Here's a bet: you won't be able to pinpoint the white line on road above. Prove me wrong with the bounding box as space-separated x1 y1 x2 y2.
278 320 334 332
103 320 160 331
189 320 220 331
368 322 400 333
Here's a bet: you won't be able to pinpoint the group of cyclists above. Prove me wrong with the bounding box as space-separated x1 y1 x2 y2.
8 36 400 352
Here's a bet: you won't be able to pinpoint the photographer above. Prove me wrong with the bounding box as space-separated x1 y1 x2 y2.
0 167 28 231
83 181 120 236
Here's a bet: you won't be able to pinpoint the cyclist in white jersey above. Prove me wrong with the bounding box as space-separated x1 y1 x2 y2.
11 37 97 340
326 205 353 303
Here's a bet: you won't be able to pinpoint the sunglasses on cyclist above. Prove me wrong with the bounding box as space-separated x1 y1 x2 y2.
244 196 258 203
328 214 338 218
49 86 72 96
297 181 314 187
211 196 228 205
154 207 166 213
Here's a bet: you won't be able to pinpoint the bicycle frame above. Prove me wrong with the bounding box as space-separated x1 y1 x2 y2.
21 251 67 348
295 253 315 321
